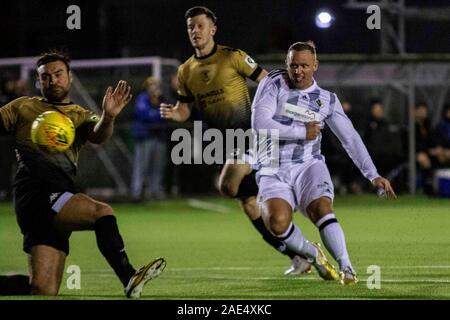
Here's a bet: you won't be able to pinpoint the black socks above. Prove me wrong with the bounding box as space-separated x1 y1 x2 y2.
94 215 136 287
251 216 298 259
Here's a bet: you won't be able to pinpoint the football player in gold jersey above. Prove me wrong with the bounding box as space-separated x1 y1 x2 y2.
161 6 310 275
0 51 165 297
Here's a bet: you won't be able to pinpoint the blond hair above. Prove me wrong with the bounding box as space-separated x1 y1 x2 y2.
142 76 161 90
287 41 317 60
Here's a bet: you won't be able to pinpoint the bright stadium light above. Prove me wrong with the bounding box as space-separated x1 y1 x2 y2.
315 10 333 29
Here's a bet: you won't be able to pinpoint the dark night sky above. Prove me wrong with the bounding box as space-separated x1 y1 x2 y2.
1 0 449 60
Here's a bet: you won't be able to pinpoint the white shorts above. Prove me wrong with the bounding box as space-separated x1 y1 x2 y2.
256 159 334 216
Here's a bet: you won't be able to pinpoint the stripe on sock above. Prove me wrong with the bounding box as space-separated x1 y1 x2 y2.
318 218 338 232
277 224 295 241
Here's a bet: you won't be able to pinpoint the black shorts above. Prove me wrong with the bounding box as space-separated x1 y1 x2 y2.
218 147 259 199
235 169 258 199
13 173 75 255
220 136 259 199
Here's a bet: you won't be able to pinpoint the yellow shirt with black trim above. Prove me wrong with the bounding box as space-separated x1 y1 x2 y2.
177 44 263 131
0 96 99 178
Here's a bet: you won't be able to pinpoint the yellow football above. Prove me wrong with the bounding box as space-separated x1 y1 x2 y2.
31 111 75 153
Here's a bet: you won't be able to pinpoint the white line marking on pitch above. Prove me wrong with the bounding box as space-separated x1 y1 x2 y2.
188 199 233 213
72 272 450 284
382 266 450 269
87 265 450 273
166 265 450 271
142 275 450 284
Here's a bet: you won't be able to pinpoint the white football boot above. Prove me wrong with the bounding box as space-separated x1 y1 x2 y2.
284 255 312 276
124 257 166 298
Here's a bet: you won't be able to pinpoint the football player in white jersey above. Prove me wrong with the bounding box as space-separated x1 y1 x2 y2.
251 41 396 284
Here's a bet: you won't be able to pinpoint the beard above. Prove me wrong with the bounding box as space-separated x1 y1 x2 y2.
42 85 70 103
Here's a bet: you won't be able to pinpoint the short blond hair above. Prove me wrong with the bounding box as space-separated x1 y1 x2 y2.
142 76 160 90
287 41 317 60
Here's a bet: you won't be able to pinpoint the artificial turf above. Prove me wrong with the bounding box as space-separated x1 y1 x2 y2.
0 195 449 300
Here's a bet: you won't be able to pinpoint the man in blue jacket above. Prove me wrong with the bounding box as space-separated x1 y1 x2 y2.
131 77 167 200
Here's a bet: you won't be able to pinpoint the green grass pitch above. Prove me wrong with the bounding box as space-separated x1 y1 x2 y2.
0 195 449 300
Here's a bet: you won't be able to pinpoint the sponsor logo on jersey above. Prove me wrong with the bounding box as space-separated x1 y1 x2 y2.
201 70 210 82
282 103 320 122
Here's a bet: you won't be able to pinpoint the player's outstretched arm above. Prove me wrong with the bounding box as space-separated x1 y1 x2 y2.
255 69 269 82
371 176 397 200
89 80 132 144
160 101 191 123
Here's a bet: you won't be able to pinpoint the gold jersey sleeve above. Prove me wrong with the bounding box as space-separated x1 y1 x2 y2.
177 44 262 130
0 96 99 176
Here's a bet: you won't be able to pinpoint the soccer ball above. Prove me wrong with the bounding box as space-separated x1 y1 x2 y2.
31 111 75 153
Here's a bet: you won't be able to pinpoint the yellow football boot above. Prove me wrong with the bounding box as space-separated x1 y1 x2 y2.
311 242 340 281
340 267 359 285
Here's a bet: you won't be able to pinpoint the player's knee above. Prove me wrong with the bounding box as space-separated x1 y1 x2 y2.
94 202 114 221
269 212 291 236
307 197 333 222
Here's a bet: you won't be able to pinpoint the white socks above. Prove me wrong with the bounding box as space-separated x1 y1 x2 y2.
316 213 352 271
277 223 317 262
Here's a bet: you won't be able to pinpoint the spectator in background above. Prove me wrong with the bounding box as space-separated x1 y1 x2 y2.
0 78 29 200
414 103 433 194
341 101 351 114
169 74 179 104
430 104 450 167
130 77 167 200
363 99 405 180
1 80 17 103
1 79 28 105
13 80 28 97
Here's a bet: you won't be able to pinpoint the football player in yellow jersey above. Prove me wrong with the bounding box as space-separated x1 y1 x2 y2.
0 51 165 297
161 6 311 275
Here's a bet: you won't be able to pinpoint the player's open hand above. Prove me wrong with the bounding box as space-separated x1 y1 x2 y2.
372 176 397 200
102 80 133 118
160 103 175 119
306 121 321 140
